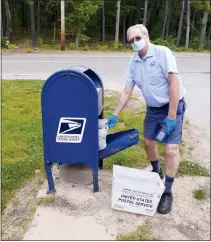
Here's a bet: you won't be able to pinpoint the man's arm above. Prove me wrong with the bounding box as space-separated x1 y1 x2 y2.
113 84 134 116
168 73 180 119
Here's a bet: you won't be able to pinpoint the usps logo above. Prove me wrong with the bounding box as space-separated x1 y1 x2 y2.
56 117 86 143
150 61 155 67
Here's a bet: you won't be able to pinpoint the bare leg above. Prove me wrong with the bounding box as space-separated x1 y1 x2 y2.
144 137 158 161
164 144 180 177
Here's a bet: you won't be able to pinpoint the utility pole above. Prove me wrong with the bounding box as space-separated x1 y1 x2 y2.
61 0 65 51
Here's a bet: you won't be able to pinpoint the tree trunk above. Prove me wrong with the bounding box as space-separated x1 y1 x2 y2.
143 0 148 26
123 16 126 45
176 0 185 47
37 0 40 37
190 13 196 43
206 23 211 49
198 8 209 50
185 0 191 49
101 0 105 43
115 0 121 43
5 0 12 41
60 0 65 51
162 0 169 37
166 15 170 36
75 30 80 48
29 1 36 46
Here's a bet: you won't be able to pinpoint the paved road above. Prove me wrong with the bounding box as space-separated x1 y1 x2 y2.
2 51 210 133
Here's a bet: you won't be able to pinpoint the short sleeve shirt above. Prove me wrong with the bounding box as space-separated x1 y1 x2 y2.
123 43 185 107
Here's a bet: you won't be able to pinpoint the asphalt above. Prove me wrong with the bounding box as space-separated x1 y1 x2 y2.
2 51 210 133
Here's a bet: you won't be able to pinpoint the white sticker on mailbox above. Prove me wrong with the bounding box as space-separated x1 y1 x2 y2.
56 117 86 143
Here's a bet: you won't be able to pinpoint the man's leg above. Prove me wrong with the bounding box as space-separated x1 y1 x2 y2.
144 137 163 178
157 143 180 214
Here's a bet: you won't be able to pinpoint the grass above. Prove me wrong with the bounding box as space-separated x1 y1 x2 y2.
37 197 56 206
176 160 209 177
116 225 160 240
193 189 208 200
2 80 45 211
2 80 208 212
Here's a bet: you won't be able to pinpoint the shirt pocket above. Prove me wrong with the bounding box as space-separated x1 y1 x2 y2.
147 64 165 86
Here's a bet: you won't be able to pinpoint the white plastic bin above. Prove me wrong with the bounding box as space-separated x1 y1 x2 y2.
98 119 108 150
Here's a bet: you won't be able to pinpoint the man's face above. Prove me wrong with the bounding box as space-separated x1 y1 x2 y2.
127 28 143 44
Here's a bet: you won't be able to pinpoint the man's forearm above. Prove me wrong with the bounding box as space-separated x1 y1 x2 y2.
113 90 132 116
168 74 180 119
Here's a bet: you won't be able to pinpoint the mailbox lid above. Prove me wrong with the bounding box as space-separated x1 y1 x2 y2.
99 129 139 160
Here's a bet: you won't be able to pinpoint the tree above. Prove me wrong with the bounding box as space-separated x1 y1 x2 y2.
115 0 121 42
29 1 36 46
143 0 148 26
5 0 12 41
61 0 65 50
177 0 185 47
101 0 105 43
37 0 40 37
198 1 210 50
162 0 169 37
66 0 99 47
185 0 191 49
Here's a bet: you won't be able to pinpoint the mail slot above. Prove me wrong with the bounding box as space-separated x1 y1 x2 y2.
41 66 139 193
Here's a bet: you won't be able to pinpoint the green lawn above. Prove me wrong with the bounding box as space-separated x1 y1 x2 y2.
2 80 209 211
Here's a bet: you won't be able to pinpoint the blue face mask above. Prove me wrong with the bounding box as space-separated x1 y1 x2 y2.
131 39 146 52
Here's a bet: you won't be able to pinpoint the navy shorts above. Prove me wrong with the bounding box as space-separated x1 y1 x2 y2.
144 98 186 144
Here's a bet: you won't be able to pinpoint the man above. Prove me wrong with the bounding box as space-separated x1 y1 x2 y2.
106 24 186 214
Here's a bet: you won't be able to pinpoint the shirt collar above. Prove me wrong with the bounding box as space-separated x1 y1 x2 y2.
134 43 155 62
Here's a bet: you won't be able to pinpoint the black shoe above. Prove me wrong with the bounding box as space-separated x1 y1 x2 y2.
152 168 164 180
157 193 173 214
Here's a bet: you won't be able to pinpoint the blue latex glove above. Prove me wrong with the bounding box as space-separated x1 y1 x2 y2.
106 114 118 128
163 117 176 135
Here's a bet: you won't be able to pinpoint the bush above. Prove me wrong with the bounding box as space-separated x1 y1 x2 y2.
36 36 44 46
26 48 32 53
1 37 7 48
152 36 177 51
67 43 76 50
80 45 90 51
96 44 109 51
112 42 124 50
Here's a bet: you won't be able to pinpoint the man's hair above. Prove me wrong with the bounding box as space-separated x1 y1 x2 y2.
127 24 149 41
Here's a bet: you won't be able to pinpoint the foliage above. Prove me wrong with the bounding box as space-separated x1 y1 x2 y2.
193 188 208 200
117 224 160 240
2 0 210 50
1 37 7 48
176 160 209 177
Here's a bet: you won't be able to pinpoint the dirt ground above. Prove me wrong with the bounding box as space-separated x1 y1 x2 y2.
1 97 210 240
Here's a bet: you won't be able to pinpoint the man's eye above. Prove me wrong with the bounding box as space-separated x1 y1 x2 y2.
135 37 142 41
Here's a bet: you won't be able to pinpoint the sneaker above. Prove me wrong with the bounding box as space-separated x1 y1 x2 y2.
157 193 173 214
152 168 164 180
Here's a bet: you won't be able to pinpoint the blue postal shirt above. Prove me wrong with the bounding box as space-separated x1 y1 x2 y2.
124 43 185 107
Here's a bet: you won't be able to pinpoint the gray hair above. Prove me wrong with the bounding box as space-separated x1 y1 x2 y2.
127 24 149 41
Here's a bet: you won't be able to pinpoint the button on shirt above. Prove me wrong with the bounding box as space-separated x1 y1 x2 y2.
124 43 185 107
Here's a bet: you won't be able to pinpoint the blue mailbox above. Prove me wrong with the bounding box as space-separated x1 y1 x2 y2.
41 66 139 193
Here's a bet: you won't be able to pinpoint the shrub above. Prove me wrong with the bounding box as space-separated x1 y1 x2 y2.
67 43 76 50
112 42 124 50
96 44 109 51
1 37 7 48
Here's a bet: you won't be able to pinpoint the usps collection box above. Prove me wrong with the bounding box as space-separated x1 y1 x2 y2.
111 165 165 216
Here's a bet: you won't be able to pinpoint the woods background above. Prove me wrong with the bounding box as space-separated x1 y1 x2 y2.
1 0 211 51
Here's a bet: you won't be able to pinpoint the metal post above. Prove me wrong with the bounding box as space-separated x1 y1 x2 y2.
61 0 65 51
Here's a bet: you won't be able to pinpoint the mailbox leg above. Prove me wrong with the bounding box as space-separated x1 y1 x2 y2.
98 159 103 169
92 168 99 192
45 162 56 193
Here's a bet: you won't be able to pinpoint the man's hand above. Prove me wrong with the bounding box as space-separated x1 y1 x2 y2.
106 114 118 128
163 117 176 135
